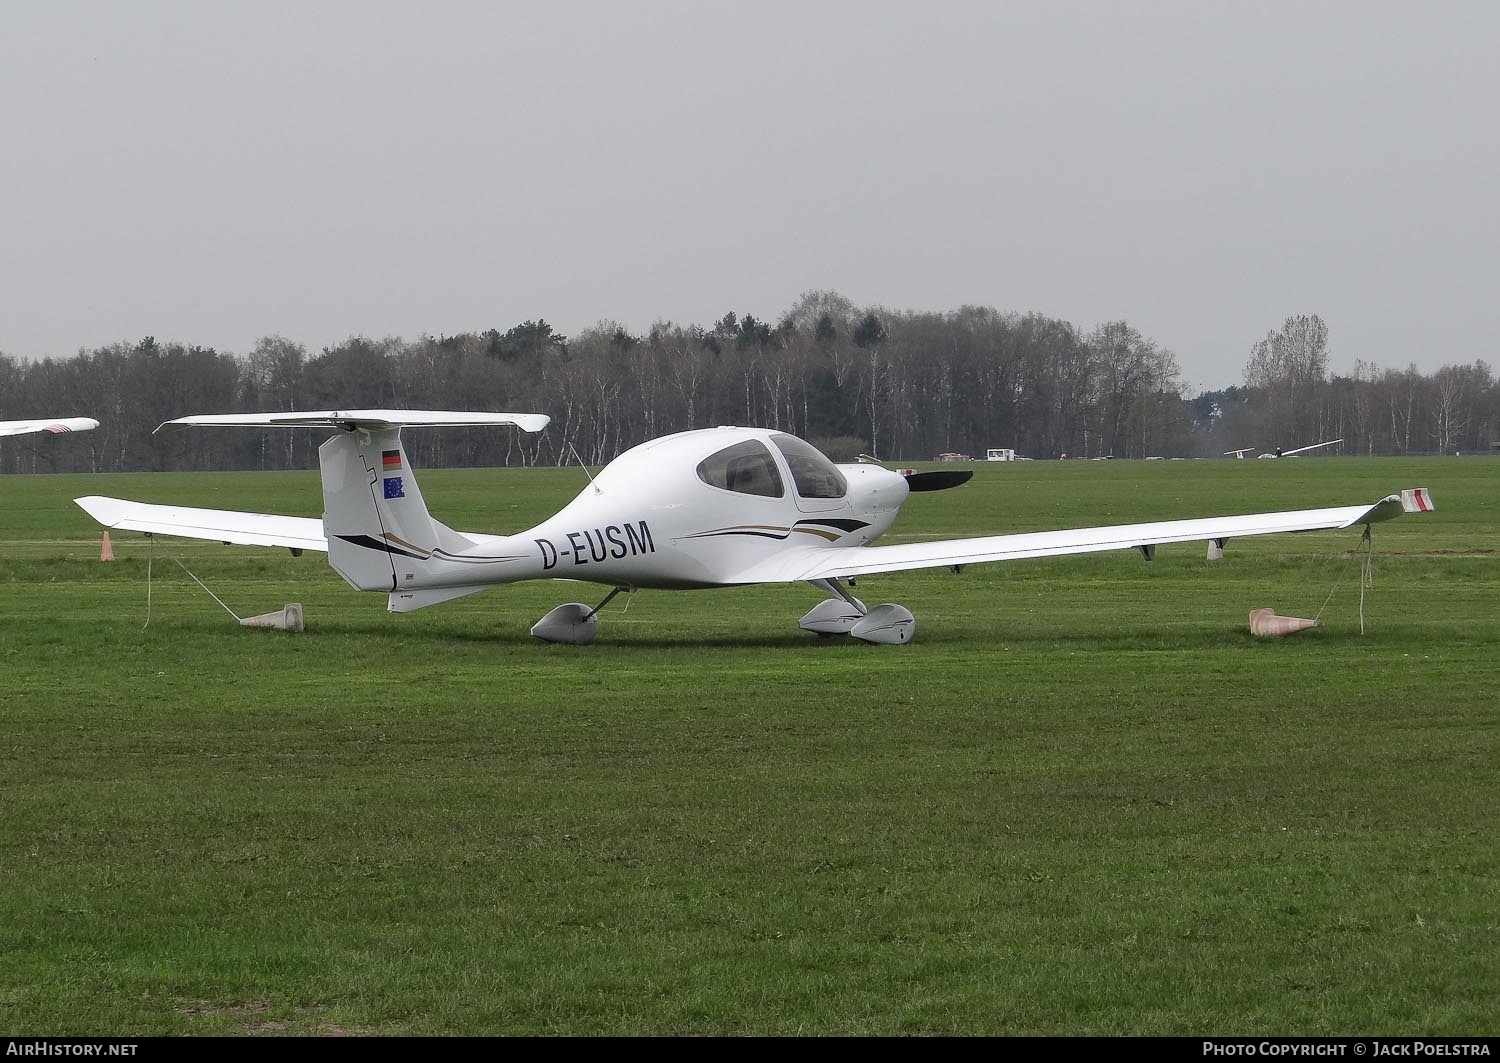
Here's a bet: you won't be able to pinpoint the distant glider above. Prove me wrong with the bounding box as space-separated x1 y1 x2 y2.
1259 439 1344 459
75 411 1432 645
1226 438 1344 459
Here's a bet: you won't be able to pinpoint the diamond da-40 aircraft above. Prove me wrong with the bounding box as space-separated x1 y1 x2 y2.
74 411 1433 644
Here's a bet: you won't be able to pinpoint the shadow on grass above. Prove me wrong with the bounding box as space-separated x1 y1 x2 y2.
134 611 828 651
162 618 1313 654
52 595 1432 655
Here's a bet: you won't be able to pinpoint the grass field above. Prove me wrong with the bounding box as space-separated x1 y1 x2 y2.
1 456 1496 1035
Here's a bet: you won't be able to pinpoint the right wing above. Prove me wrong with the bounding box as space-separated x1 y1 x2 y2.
732 490 1432 584
75 496 327 553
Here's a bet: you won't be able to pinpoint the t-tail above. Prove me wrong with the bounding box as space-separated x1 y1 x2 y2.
152 409 551 607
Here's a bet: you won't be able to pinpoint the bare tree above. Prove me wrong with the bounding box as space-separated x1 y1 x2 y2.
1244 314 1331 446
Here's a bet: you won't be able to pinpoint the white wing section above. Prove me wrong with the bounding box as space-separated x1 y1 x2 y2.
734 494 1421 584
74 496 328 553
1280 438 1343 456
0 417 99 437
155 410 550 433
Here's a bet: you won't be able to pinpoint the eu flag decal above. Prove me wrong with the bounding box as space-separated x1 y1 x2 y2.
383 476 405 499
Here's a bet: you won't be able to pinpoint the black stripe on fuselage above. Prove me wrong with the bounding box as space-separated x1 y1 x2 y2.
683 528 792 541
682 517 871 542
335 534 429 560
795 518 869 533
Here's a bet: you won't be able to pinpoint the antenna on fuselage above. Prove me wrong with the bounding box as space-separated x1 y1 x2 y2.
566 440 601 494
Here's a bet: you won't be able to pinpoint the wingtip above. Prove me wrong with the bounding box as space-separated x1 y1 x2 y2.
1400 487 1434 513
73 495 118 525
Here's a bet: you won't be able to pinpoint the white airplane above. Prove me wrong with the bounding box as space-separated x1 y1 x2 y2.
1225 439 1343 459
74 411 1433 645
0 416 99 437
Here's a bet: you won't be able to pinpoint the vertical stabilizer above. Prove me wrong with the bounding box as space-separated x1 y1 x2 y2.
319 429 474 592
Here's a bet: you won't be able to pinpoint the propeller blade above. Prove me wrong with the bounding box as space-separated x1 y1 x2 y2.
902 470 974 492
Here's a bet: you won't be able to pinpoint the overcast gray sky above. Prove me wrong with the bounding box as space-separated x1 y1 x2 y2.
3 1 1495 391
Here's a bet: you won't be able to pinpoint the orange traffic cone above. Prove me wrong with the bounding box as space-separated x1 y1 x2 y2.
100 531 114 562
240 603 304 632
1249 607 1317 637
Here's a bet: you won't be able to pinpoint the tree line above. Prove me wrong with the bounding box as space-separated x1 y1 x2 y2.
2 293 1495 475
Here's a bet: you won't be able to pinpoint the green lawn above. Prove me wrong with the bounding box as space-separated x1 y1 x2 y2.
1 456 1495 1034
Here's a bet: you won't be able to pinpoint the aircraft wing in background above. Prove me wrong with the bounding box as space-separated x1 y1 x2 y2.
0 417 99 438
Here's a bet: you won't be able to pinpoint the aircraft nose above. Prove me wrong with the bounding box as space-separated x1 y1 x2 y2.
850 465 910 510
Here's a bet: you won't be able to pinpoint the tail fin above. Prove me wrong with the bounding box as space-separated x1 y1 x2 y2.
319 429 477 592
145 409 551 594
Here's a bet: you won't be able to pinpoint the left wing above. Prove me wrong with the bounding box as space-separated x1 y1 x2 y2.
72 496 514 556
734 490 1433 583
0 417 99 438
75 496 328 553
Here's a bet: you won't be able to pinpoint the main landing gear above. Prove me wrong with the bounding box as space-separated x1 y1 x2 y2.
531 587 627 645
531 581 916 646
799 578 915 645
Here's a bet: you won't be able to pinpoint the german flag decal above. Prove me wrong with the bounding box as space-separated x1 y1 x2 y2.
382 449 402 471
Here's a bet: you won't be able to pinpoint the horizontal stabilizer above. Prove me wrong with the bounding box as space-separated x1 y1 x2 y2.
74 496 327 552
155 410 550 434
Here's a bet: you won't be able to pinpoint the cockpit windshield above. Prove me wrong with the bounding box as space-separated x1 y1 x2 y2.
696 439 785 498
770 434 847 499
